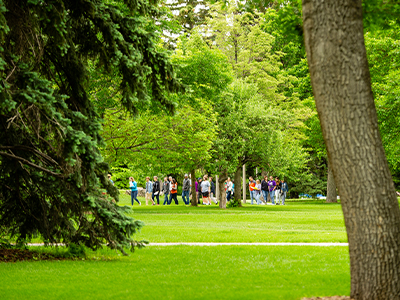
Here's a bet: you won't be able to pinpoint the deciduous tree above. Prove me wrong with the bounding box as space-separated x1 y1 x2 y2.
303 0 400 298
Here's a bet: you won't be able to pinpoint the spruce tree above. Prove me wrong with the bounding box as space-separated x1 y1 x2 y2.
168 0 209 33
0 0 182 254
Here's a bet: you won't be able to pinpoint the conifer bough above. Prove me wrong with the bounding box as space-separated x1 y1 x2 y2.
0 0 182 254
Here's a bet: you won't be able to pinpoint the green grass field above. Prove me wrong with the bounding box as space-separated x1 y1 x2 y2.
119 193 347 243
1 246 350 300
0 198 351 300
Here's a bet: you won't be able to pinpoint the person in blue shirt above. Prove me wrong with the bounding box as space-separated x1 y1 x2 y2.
129 177 141 205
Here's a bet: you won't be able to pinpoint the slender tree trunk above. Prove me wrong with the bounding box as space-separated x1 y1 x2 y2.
218 171 228 209
234 166 242 207
261 169 267 178
190 169 197 207
303 1 400 299
326 159 337 203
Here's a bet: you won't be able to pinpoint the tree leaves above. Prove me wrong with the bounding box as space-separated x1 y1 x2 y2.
0 0 182 253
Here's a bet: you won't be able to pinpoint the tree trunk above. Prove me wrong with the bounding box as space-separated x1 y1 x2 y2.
261 169 267 178
326 159 337 203
234 166 242 207
302 1 400 299
190 169 197 207
218 171 228 209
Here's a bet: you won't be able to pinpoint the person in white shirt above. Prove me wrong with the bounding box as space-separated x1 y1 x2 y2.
200 175 211 205
255 180 263 205
226 177 233 202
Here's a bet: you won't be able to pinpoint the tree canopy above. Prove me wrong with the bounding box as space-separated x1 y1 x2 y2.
0 0 182 253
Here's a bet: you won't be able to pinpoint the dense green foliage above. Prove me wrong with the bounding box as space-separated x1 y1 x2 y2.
365 24 400 185
0 0 181 253
101 32 228 188
97 0 400 198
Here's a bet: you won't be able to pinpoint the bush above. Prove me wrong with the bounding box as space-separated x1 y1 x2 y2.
65 243 86 258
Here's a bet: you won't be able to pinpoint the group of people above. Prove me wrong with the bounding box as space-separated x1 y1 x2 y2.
125 174 288 206
251 175 288 205
223 175 288 205
128 174 219 206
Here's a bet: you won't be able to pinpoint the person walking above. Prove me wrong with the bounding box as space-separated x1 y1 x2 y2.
268 176 276 205
200 175 211 205
255 179 263 205
226 177 233 202
189 173 192 201
261 176 269 203
275 177 281 205
210 177 215 198
168 176 173 204
129 177 141 205
196 178 203 204
182 174 191 205
169 178 179 205
232 180 235 197
249 176 256 205
224 179 228 201
281 179 288 205
209 177 218 205
152 176 160 205
162 177 170 205
145 176 155 205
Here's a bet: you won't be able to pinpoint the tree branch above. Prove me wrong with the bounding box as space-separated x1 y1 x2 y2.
0 151 63 177
0 145 59 166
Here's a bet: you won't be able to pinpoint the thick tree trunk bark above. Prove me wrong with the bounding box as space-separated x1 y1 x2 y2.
302 1 400 299
218 171 228 209
190 169 197 207
326 159 337 203
234 166 242 207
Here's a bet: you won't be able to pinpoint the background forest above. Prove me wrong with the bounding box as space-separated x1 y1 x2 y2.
96 0 400 197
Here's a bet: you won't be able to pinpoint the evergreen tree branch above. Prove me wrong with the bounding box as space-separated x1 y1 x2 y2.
0 151 63 178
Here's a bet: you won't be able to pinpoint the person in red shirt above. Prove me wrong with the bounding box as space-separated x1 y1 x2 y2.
249 176 256 205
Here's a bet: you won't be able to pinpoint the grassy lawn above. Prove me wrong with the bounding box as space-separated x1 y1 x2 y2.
118 193 347 243
0 196 351 299
0 246 350 300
